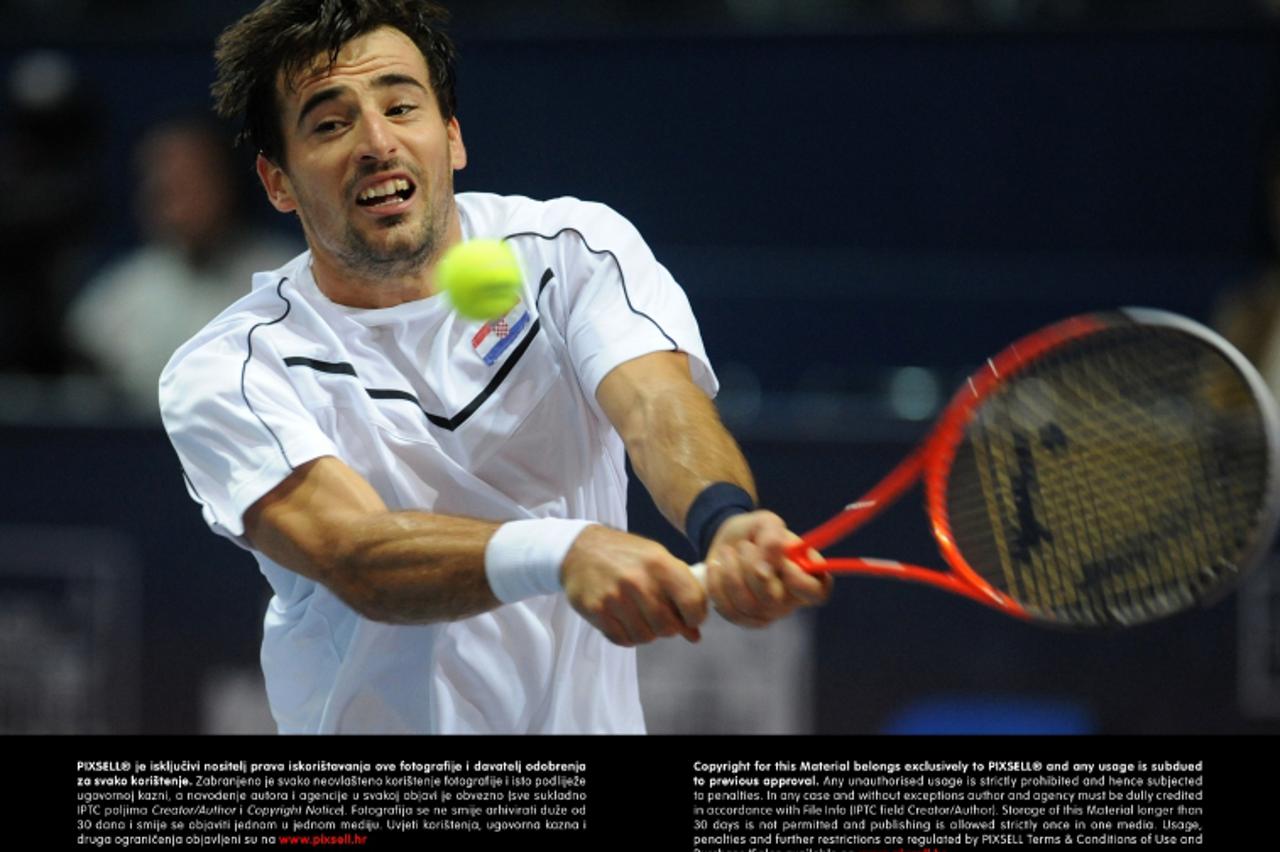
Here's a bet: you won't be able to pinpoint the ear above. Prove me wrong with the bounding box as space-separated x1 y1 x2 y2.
256 153 297 213
447 116 467 171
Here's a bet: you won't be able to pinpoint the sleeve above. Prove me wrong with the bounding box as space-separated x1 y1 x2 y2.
158 331 341 542
553 201 719 401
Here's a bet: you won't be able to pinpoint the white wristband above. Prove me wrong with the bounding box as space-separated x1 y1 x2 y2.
484 519 596 604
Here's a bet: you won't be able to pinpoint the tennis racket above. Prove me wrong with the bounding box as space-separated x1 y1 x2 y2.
695 308 1280 627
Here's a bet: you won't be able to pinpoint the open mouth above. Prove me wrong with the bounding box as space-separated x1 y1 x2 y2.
356 177 417 209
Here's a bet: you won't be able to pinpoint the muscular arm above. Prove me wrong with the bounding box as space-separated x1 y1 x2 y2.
240 353 814 637
596 351 830 626
243 456 502 624
244 454 706 643
596 350 754 529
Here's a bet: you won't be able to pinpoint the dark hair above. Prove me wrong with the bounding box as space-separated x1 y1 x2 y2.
212 0 457 165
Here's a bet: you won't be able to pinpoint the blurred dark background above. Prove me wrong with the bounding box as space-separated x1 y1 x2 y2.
3 0 1280 735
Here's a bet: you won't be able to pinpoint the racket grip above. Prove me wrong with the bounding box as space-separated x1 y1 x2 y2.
689 562 708 588
689 548 818 587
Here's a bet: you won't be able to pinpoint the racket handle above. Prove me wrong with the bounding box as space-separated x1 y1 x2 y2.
689 562 708 588
688 548 819 587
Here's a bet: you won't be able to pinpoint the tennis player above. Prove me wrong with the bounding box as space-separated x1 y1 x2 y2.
160 0 829 733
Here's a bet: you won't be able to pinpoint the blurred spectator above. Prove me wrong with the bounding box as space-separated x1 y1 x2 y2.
65 116 298 417
0 51 102 376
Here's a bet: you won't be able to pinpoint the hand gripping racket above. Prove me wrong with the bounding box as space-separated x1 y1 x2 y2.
697 308 1280 627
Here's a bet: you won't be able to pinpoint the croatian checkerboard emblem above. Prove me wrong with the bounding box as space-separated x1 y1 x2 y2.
470 299 531 366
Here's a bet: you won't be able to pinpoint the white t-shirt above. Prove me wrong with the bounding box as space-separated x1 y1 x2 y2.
159 192 716 734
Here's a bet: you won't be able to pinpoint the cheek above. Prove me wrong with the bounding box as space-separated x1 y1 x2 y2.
293 169 343 216
294 149 348 192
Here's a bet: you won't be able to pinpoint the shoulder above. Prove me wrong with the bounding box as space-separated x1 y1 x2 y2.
457 192 645 251
159 252 314 404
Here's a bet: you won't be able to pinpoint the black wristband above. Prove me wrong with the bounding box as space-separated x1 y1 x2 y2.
685 482 755 561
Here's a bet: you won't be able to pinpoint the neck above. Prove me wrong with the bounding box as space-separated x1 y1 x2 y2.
308 215 463 309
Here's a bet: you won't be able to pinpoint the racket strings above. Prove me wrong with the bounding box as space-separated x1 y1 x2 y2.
1058 335 1256 620
946 325 1269 627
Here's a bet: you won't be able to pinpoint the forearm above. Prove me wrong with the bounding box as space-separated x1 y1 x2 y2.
326 511 503 625
340 510 704 643
597 354 831 627
627 382 754 530
245 456 704 644
244 457 504 625
600 353 755 532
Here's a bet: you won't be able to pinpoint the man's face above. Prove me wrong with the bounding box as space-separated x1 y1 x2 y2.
257 26 466 284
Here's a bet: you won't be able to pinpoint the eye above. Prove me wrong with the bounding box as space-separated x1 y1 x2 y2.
313 119 346 135
387 103 418 118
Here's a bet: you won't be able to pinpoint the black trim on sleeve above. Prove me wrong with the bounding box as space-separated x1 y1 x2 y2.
504 227 680 351
242 278 296 469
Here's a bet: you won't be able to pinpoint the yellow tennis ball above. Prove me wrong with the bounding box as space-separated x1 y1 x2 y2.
436 238 523 320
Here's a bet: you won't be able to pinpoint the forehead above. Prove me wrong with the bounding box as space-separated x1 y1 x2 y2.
280 26 431 109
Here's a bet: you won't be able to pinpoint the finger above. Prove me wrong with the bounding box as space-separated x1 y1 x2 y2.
597 611 635 647
669 613 702 644
753 515 793 564
712 543 772 628
627 583 693 643
756 516 819 571
762 527 829 604
605 595 656 646
775 557 831 605
629 558 704 642
751 509 787 537
721 540 765 612
701 550 732 616
779 541 815 571
738 540 790 616
666 563 707 642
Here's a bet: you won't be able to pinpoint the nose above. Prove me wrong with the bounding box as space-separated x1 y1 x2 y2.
354 108 397 161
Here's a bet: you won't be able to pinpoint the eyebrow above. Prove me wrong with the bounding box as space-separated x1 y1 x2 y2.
295 73 431 130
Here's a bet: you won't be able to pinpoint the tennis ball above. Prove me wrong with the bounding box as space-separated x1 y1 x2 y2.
436 238 523 321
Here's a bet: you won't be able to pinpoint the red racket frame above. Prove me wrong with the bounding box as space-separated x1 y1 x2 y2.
783 313 1107 619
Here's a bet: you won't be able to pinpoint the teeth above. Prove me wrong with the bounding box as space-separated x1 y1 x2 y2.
358 178 411 202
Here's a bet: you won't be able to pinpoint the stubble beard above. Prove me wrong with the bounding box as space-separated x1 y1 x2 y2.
338 205 443 280
317 160 452 282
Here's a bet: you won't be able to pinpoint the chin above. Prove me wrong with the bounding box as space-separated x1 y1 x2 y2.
357 239 435 276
